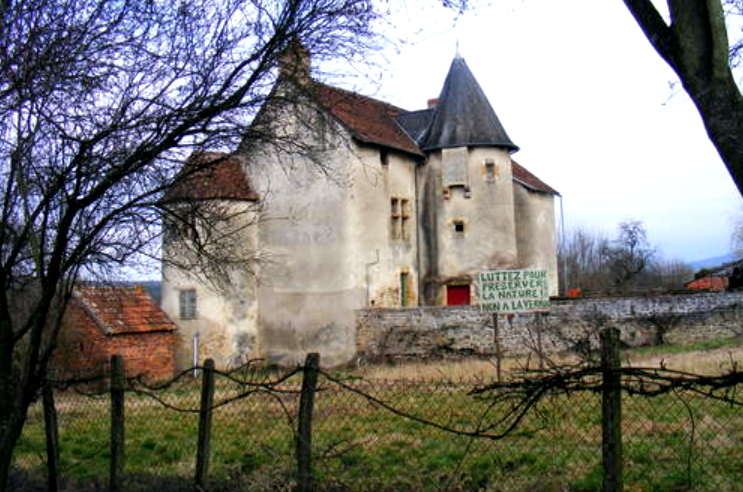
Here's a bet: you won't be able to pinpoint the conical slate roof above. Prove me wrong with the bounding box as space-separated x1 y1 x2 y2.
418 56 518 152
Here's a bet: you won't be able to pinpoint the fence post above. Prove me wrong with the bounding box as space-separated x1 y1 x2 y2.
195 358 216 489
536 313 545 369
601 328 623 492
42 384 60 492
492 314 502 382
296 353 320 492
110 355 125 492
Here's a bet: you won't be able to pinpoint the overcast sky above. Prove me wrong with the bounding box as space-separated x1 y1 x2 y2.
354 0 743 263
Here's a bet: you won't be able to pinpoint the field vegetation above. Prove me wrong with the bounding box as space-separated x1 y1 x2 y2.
10 338 743 491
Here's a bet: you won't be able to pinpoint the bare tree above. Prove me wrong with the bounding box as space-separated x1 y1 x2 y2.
558 226 612 294
600 220 656 291
621 0 743 196
559 221 691 294
0 0 382 488
646 257 695 290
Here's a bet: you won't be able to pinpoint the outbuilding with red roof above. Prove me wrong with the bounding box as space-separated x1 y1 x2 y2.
53 285 177 382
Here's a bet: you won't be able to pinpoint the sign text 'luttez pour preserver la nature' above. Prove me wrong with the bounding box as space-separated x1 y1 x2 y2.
478 269 550 313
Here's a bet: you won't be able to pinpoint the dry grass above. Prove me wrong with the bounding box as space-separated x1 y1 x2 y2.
627 343 743 375
354 354 578 381
354 338 743 381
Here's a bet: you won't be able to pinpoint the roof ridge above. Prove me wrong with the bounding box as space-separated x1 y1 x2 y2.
311 81 409 114
72 288 112 335
511 160 560 196
311 81 424 157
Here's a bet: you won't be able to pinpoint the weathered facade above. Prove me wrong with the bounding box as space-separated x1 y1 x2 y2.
162 47 560 368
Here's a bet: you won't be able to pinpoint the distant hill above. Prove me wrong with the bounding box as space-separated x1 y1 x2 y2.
690 253 741 271
137 281 162 305
113 280 162 305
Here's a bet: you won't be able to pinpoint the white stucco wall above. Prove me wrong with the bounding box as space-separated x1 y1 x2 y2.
242 98 421 366
513 184 560 296
417 147 519 304
352 146 420 309
161 202 260 370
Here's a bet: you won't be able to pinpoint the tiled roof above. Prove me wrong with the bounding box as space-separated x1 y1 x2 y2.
511 161 560 196
312 83 424 157
74 286 177 335
165 152 259 202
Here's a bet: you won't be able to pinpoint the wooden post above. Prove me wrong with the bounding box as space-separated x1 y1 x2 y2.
109 355 125 492
537 313 545 370
492 313 502 382
601 328 623 492
42 385 60 492
296 353 320 492
195 358 216 489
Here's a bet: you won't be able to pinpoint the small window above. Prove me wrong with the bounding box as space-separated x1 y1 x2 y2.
380 149 389 166
484 159 496 182
316 110 328 150
453 220 465 234
179 289 197 320
390 197 411 241
400 272 408 307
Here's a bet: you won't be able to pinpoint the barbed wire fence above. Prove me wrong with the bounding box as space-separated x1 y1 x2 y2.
10 327 743 492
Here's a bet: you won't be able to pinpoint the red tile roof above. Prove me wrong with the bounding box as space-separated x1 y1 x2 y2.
165 152 259 202
511 160 560 196
74 286 177 335
312 83 424 157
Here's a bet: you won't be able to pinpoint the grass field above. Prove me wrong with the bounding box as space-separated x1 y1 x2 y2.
11 338 743 491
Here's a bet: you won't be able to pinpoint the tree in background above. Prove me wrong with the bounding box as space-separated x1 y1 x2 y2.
0 0 381 488
621 0 743 196
558 227 612 293
559 220 693 294
600 220 656 290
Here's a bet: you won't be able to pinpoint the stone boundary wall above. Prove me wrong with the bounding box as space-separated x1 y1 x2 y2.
356 292 743 361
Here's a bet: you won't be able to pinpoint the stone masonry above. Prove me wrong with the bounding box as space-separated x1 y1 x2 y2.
356 292 743 362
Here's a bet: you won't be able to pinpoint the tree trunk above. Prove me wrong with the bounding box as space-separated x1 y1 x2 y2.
683 75 743 196
622 0 743 196
0 412 26 492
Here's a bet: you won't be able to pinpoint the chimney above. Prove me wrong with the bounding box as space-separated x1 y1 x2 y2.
278 39 311 84
427 98 439 108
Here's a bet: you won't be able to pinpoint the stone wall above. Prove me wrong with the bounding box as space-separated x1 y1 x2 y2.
356 292 743 362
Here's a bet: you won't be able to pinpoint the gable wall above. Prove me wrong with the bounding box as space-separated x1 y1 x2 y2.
513 185 559 296
161 201 260 370
246 108 361 366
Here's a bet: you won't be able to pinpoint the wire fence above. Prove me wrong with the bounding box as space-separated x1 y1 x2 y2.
9 331 743 492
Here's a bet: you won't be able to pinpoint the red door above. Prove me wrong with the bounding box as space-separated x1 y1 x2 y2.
446 285 470 306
